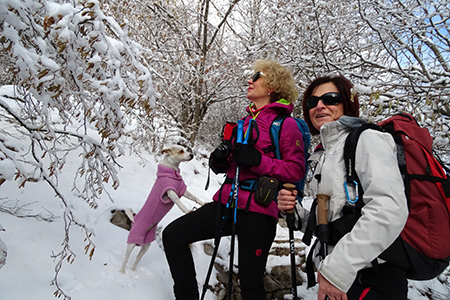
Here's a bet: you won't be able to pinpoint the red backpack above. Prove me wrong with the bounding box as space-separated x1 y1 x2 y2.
343 112 450 280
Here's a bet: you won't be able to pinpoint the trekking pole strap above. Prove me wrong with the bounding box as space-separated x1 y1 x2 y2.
306 238 320 287
302 199 318 246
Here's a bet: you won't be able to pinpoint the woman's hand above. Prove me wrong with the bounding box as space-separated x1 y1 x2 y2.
317 271 347 300
277 189 297 212
232 143 261 166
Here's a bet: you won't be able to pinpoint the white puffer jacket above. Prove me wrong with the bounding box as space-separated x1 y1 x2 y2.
301 116 408 292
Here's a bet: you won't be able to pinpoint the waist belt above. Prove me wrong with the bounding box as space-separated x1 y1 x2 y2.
223 177 258 212
224 177 258 192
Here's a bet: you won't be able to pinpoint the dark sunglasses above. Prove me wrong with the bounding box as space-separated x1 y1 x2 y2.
306 92 343 109
251 71 265 83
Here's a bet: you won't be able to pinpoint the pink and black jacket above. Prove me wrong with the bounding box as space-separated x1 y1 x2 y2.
212 99 305 219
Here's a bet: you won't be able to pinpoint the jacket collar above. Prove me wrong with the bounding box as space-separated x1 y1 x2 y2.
320 116 367 151
247 98 293 118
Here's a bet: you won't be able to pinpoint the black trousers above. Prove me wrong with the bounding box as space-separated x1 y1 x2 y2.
163 201 277 300
347 262 408 300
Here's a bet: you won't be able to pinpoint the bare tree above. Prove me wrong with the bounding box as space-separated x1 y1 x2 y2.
228 0 450 159
356 0 450 155
102 0 249 150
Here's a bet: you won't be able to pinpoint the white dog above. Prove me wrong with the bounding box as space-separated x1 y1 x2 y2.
119 145 205 273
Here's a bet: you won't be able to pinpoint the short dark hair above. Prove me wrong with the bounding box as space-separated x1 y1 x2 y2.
302 75 360 135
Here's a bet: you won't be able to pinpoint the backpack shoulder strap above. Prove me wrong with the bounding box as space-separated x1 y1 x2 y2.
269 115 289 159
270 115 311 159
343 123 383 203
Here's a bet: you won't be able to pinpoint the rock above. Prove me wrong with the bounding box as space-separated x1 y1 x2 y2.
263 272 282 292
204 236 307 300
270 265 303 287
110 209 132 231
203 241 215 256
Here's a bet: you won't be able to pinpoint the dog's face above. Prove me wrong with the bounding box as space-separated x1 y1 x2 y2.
161 145 194 167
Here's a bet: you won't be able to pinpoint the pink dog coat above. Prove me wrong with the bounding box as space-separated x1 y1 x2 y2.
127 164 187 246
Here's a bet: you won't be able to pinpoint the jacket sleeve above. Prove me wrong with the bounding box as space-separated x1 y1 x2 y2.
318 130 408 292
250 117 305 183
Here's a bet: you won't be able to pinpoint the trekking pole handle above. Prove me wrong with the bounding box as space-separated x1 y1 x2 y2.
283 183 296 214
316 193 330 259
316 194 330 226
317 194 331 300
236 119 244 144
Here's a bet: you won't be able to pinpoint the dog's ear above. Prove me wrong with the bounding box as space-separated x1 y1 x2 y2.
176 140 193 153
161 148 171 155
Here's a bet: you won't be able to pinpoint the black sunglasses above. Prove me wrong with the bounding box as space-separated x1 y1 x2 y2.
306 92 343 109
251 71 265 83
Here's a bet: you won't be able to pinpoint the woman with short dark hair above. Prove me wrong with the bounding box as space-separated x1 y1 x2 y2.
278 75 408 300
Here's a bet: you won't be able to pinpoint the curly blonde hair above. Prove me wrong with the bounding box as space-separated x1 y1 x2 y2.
253 60 298 104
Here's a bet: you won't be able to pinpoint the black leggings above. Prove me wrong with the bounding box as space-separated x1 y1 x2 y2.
347 262 408 300
163 201 277 300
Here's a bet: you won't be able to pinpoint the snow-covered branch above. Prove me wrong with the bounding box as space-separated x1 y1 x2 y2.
0 0 158 297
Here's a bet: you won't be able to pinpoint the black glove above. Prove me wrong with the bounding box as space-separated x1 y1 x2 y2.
232 143 262 166
211 140 233 159
209 155 229 174
209 140 232 174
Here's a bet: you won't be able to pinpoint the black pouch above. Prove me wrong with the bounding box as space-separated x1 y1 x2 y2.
254 176 279 207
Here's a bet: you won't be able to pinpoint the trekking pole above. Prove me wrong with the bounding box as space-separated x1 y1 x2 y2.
283 183 298 300
316 193 331 300
201 239 219 299
200 205 226 300
227 119 247 300
200 120 245 300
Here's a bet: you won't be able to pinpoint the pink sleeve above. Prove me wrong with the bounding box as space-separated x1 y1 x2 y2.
251 117 305 183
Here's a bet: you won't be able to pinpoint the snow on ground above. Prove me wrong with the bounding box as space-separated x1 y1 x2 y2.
0 146 449 299
0 150 222 300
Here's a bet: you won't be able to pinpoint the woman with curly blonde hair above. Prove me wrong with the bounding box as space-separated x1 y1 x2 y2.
252 59 298 104
163 59 306 300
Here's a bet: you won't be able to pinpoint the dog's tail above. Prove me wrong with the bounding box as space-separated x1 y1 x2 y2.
125 208 135 222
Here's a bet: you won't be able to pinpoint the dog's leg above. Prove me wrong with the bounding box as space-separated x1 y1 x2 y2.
183 190 205 206
167 190 190 213
124 208 135 222
119 243 136 273
131 243 151 271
